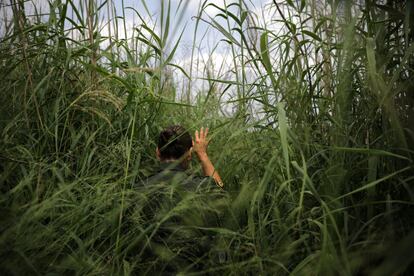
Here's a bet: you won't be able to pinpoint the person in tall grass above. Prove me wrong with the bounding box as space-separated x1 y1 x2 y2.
150 125 224 189
132 125 226 272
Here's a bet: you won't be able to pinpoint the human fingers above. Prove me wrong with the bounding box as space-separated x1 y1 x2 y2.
195 130 199 141
200 127 204 139
204 127 209 138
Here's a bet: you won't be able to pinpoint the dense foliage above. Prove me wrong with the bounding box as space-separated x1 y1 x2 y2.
1 0 413 275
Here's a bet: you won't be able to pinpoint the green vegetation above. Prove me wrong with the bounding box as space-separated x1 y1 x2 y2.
1 0 413 274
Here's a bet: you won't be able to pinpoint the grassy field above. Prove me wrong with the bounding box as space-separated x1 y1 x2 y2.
1 0 413 275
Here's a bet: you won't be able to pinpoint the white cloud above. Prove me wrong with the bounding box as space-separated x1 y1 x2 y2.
171 0 239 18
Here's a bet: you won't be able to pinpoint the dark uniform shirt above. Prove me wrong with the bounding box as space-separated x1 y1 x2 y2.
133 161 228 272
136 161 227 223
135 161 223 223
143 162 216 192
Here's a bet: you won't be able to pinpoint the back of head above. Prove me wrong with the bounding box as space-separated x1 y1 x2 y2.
158 125 192 160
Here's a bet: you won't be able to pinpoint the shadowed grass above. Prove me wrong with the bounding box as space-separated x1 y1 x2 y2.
0 0 413 275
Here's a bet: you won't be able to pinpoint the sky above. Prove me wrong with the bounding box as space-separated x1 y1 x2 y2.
108 0 269 43
101 0 273 63
1 0 285 73
100 0 278 104
0 0 306 116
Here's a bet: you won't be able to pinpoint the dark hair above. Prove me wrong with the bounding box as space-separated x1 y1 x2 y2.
158 125 192 160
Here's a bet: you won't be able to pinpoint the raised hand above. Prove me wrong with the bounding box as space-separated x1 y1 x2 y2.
193 127 210 157
193 127 223 188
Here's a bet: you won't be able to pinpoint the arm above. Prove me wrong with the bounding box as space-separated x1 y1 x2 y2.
193 127 224 189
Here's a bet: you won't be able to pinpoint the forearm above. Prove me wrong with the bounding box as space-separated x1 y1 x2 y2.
197 152 223 188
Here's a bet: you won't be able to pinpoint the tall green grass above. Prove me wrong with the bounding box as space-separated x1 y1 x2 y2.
1 0 413 275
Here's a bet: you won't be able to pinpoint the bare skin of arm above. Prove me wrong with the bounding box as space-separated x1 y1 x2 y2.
193 127 224 189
